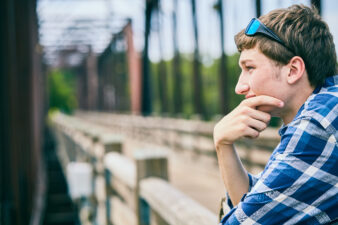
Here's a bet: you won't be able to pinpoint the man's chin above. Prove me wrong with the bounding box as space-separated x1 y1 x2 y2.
257 105 282 117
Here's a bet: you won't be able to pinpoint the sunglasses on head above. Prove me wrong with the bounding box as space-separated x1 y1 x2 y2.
245 18 295 55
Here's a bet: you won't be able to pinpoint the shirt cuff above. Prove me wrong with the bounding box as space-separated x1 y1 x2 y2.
248 172 259 191
218 173 259 222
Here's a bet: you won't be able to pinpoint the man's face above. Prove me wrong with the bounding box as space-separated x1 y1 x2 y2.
236 46 288 115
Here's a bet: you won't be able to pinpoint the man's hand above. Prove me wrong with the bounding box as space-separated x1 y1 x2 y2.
214 95 284 149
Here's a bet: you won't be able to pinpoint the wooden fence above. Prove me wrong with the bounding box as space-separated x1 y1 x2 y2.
75 111 280 173
50 112 218 225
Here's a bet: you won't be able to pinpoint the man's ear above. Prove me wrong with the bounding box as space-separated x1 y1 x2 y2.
286 56 306 84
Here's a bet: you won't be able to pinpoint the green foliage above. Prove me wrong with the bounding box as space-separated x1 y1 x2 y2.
147 53 281 126
151 56 194 118
150 53 244 119
48 69 77 114
226 53 245 111
202 53 244 116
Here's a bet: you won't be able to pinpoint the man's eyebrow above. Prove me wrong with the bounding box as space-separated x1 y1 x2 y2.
239 59 253 66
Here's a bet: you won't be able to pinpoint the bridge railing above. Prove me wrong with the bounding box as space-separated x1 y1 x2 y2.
50 112 218 225
75 111 280 173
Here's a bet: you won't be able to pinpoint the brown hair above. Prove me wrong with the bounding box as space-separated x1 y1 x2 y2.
235 4 337 86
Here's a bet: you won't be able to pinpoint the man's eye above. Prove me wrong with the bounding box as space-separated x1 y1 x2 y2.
246 66 254 71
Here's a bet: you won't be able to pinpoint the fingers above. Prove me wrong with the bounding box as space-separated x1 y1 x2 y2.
241 95 284 108
214 95 280 147
237 114 268 135
247 117 268 132
234 108 270 140
238 106 271 124
243 126 260 139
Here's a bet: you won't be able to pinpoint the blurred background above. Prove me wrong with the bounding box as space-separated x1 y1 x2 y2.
1 0 337 225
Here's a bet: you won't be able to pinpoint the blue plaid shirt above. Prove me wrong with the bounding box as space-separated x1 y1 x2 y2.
220 75 338 225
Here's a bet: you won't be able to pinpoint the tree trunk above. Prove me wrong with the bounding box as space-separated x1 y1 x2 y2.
191 0 205 118
142 0 157 116
256 0 261 18
156 4 169 113
172 0 183 114
216 0 229 114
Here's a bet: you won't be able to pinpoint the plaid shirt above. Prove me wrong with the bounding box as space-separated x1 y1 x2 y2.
220 75 338 225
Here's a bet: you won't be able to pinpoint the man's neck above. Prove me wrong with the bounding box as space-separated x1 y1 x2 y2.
281 84 315 125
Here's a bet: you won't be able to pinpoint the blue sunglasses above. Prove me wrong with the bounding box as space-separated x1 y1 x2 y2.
245 18 294 54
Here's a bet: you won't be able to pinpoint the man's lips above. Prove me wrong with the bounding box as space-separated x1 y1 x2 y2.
245 94 256 99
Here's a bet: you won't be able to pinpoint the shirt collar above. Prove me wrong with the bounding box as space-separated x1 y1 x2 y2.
313 74 338 94
278 74 338 136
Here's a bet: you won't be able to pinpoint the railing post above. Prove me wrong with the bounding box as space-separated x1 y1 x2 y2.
101 134 123 154
134 149 168 225
102 135 123 225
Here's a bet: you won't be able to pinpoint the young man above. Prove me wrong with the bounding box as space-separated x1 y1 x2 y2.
214 4 338 224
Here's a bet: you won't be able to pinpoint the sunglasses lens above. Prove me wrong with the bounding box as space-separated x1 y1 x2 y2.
246 19 261 35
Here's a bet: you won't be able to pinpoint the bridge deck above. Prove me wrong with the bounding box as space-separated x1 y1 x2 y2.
123 138 225 214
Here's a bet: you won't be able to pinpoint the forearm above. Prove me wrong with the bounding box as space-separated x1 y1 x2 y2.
213 96 283 206
216 144 249 206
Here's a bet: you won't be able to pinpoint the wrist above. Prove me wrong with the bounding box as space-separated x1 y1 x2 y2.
215 142 234 153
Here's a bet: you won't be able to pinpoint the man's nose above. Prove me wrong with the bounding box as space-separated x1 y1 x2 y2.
235 77 250 95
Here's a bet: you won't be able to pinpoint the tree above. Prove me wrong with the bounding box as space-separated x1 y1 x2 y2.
142 0 158 115
156 1 169 113
172 0 183 114
48 69 77 114
215 0 230 114
256 0 261 17
191 0 206 117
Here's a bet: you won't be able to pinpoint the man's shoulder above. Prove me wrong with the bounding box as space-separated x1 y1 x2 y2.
282 79 338 143
309 75 338 108
300 80 338 131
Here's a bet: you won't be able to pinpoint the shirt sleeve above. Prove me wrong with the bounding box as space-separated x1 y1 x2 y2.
218 147 268 221
218 171 262 221
220 117 337 225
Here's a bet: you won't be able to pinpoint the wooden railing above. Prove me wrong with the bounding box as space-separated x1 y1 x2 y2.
75 111 280 173
50 112 218 225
